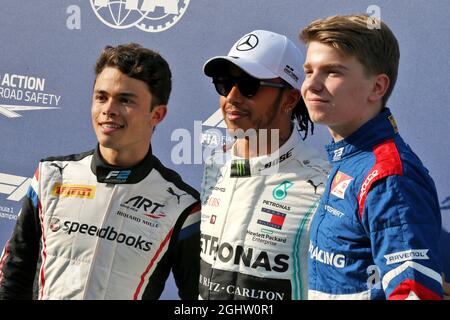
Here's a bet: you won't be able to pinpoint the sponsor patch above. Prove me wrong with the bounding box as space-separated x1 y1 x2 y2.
384 249 429 265
330 171 353 199
52 183 96 199
257 207 286 230
388 115 399 134
333 147 344 161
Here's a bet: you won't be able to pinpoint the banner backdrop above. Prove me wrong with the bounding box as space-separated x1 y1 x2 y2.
0 0 449 299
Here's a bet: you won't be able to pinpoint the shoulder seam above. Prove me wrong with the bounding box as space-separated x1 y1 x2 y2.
152 156 200 200
40 150 94 163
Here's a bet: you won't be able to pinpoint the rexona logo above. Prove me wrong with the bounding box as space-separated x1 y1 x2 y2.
51 183 96 199
90 0 190 33
122 196 165 219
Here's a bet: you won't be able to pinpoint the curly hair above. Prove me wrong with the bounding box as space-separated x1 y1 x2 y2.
95 43 172 107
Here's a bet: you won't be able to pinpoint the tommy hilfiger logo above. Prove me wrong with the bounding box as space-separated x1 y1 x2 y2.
257 207 286 230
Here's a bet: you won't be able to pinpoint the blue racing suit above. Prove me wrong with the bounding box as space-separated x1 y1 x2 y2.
308 108 443 299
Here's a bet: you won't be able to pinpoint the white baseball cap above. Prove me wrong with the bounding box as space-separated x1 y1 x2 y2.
203 30 303 89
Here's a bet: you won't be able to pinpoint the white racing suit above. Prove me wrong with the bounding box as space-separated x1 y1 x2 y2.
0 146 201 299
199 129 329 300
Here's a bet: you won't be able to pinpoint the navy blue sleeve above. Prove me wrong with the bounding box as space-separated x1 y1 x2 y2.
363 175 443 299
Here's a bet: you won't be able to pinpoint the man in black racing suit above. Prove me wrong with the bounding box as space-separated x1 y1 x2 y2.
0 43 200 300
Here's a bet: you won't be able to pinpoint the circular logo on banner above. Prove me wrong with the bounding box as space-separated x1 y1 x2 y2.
236 34 259 51
90 0 190 33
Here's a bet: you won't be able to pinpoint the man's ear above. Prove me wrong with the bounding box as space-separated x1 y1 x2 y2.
150 105 167 127
283 89 301 112
368 74 390 103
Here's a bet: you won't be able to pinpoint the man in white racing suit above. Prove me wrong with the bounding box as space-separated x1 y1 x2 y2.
199 30 329 300
0 43 201 300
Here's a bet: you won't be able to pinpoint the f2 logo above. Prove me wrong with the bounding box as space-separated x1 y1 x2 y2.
105 170 131 181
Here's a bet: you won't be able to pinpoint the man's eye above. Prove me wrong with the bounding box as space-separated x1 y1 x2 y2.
328 70 341 76
120 98 133 105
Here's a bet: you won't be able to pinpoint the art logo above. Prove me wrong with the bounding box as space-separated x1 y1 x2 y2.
90 0 190 33
122 196 166 219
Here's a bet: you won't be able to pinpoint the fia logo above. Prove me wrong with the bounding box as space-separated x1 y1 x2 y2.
90 0 190 33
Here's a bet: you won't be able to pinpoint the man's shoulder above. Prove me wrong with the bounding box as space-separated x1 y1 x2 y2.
291 142 330 176
151 155 200 200
40 149 94 164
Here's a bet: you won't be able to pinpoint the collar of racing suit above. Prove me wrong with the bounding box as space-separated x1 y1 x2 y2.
325 107 399 163
90 144 154 184
228 126 317 177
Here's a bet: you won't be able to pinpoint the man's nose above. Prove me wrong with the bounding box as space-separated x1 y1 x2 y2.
226 84 244 104
303 72 324 93
102 98 120 116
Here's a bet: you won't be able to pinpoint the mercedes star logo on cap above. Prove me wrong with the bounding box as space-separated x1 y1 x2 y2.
236 34 259 51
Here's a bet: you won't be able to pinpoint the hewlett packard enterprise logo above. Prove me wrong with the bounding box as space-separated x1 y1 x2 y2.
90 0 190 33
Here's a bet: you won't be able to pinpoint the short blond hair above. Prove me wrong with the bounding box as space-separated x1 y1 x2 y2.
300 14 400 107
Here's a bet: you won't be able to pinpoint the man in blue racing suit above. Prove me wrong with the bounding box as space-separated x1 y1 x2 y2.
300 14 443 299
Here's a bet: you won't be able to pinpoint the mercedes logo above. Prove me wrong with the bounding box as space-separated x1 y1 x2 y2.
236 34 259 51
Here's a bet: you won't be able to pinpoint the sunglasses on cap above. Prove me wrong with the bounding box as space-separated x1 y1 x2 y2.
212 76 291 98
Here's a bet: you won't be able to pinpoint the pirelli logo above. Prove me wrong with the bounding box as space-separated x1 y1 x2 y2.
52 183 96 199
